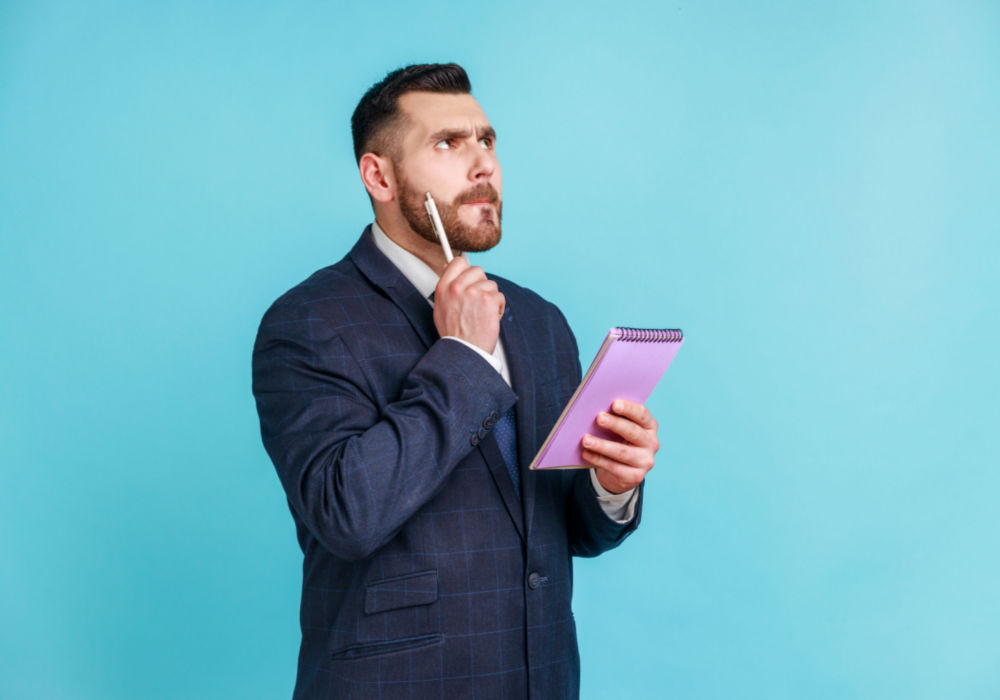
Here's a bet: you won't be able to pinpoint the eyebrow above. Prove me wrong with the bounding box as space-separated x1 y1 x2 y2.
428 125 497 144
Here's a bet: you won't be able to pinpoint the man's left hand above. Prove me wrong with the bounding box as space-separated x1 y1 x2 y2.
581 400 660 495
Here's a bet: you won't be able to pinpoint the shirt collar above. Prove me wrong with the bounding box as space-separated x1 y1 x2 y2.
371 220 461 301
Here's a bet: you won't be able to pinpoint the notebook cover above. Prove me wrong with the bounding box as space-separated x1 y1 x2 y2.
529 327 683 470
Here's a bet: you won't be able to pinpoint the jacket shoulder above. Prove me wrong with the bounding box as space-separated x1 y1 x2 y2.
493 274 574 338
492 274 562 318
262 256 365 320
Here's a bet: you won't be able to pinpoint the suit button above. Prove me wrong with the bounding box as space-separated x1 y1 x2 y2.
470 434 480 446
527 572 541 589
477 428 488 440
483 410 499 429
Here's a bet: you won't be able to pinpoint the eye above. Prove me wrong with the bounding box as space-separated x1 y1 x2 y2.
434 139 453 150
478 137 494 150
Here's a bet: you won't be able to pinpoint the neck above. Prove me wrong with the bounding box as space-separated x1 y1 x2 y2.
374 212 451 276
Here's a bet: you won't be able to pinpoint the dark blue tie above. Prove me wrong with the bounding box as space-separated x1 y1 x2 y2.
493 406 520 498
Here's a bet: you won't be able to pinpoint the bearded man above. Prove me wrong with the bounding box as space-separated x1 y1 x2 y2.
252 63 661 699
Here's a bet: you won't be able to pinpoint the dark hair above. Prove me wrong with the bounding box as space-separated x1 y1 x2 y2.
351 63 472 164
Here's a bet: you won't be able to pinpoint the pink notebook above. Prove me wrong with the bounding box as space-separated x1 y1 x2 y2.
529 327 684 470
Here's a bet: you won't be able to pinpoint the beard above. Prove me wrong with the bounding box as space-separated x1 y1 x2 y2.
398 174 503 253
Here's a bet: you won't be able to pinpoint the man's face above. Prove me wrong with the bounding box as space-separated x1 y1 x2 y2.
392 91 503 252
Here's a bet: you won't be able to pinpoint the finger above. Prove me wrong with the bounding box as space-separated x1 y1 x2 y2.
581 433 655 473
441 264 488 299
439 266 481 303
595 411 653 447
438 256 471 288
471 281 505 317
580 448 645 486
452 278 502 312
610 400 657 431
453 264 489 288
467 277 499 294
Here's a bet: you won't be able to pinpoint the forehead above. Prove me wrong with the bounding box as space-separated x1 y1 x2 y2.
397 91 491 140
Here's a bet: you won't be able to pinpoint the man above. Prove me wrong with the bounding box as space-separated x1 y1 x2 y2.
252 63 660 699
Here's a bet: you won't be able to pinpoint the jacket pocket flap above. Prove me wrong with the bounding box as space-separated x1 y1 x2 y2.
331 633 443 661
364 569 438 615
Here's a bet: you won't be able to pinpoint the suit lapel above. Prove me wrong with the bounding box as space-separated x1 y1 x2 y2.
348 226 438 350
477 435 525 542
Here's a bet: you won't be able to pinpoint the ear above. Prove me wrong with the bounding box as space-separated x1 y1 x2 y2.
359 153 396 203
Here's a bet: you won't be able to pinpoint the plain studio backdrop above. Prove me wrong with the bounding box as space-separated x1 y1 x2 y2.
2 1 998 698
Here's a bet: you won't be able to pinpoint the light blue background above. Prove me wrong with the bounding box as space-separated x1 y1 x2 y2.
2 1 998 698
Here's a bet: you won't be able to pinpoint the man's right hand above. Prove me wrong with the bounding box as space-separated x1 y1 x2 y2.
433 256 505 354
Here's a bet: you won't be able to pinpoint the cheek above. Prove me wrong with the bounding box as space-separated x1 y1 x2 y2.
492 161 503 192
416 161 463 198
402 152 440 180
404 160 435 187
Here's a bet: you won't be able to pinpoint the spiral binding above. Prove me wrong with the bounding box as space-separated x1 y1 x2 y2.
613 327 683 342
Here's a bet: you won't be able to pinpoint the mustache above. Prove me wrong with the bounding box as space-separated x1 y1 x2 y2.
453 183 500 206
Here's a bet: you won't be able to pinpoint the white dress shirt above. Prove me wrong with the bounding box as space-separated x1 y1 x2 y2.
371 222 637 523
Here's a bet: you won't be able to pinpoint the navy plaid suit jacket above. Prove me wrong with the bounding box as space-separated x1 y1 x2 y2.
252 228 642 699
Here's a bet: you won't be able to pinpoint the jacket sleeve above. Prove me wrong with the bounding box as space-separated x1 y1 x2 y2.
548 306 643 557
252 307 517 562
567 472 643 557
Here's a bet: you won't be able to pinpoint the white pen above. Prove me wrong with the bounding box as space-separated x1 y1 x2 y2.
424 192 454 263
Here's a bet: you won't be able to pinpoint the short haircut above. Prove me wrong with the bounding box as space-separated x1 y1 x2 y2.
351 63 472 164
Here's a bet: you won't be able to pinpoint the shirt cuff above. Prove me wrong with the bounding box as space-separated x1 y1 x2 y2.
443 336 503 374
590 470 637 523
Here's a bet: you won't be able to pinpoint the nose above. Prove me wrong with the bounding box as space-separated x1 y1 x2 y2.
468 145 496 184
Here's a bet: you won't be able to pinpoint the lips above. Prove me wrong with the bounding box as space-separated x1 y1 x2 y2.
454 184 500 207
